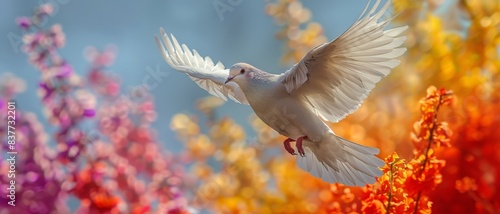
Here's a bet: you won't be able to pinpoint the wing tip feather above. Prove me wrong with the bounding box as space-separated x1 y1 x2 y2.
155 27 249 105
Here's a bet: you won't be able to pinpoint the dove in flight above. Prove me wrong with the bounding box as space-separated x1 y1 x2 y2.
155 0 407 186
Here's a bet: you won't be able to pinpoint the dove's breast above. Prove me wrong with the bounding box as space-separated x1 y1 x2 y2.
244 81 329 142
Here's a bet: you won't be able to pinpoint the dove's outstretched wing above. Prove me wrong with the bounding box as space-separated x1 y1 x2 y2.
155 28 249 104
279 0 407 122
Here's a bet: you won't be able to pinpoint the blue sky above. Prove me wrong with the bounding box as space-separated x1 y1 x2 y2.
1 0 373 152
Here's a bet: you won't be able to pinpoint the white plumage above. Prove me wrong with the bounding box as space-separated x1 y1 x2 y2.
154 30 248 104
280 0 407 122
155 0 407 186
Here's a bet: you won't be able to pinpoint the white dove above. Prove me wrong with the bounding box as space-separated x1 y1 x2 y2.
155 0 407 186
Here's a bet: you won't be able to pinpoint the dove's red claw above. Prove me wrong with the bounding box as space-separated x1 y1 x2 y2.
283 138 296 155
296 136 307 157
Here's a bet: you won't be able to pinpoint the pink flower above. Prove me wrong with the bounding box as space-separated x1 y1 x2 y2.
0 73 27 98
50 24 65 48
56 62 73 78
106 81 120 96
38 4 54 16
84 45 117 67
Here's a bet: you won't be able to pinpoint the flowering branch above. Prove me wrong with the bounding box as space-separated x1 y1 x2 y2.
386 158 401 214
360 86 454 214
412 87 454 213
420 88 451 172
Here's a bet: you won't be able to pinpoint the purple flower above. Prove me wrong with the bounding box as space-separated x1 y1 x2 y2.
82 109 96 118
39 82 54 100
16 16 31 29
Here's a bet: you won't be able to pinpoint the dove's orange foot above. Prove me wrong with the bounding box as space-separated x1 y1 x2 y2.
283 138 296 155
296 136 308 157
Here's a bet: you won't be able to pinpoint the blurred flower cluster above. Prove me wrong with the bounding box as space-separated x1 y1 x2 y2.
266 0 328 64
1 4 190 213
1 0 499 213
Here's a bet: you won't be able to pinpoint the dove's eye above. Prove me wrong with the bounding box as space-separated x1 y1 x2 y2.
240 69 245 74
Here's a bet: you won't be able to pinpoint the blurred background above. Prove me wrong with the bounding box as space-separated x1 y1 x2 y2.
1 0 499 213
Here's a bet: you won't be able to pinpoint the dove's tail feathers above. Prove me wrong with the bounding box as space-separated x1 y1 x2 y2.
296 133 384 186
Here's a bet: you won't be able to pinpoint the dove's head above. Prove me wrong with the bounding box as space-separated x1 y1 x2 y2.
225 63 259 85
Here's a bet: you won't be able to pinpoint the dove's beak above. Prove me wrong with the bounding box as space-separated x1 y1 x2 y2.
224 76 235 84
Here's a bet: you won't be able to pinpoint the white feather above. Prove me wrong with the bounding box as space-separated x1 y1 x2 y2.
297 133 384 186
279 0 407 122
154 28 249 105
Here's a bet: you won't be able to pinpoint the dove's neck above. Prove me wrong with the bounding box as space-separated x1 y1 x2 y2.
240 72 284 106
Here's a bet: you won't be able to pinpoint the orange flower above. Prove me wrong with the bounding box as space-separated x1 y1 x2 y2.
455 177 478 193
360 86 453 214
90 190 119 211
